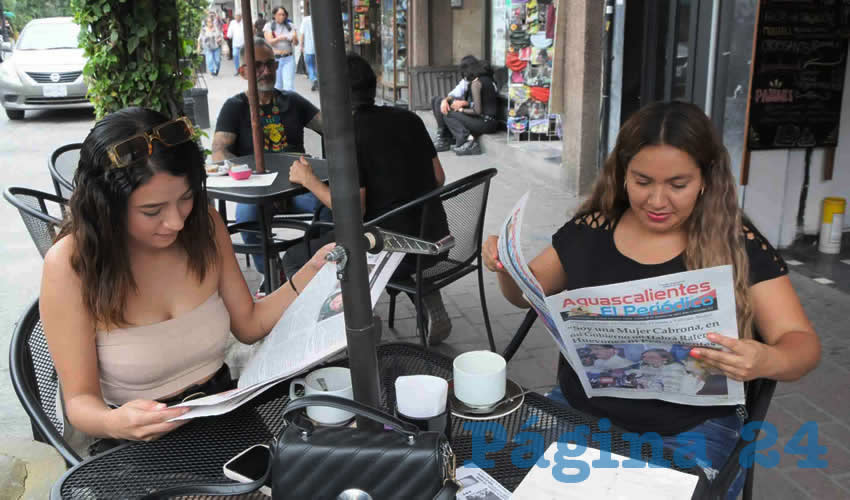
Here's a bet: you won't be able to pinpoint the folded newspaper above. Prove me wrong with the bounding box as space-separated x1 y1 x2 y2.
498 193 744 406
169 251 404 420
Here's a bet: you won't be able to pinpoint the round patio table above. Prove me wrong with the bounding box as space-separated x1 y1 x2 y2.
51 343 708 499
206 152 329 293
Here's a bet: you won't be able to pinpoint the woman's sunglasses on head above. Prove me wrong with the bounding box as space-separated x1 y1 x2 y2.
107 116 194 169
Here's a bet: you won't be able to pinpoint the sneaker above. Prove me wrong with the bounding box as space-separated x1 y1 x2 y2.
422 290 452 345
452 139 482 156
433 136 452 153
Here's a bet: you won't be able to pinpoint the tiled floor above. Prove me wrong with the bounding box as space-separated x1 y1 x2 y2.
780 233 850 294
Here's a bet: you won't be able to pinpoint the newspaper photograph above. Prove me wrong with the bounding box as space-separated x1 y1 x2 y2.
455 465 512 500
169 251 403 420
545 266 745 406
496 193 745 406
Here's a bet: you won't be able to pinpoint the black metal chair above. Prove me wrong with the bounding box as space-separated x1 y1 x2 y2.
708 376 777 500
48 143 81 200
501 308 775 499
10 298 82 466
4 187 67 258
382 169 498 350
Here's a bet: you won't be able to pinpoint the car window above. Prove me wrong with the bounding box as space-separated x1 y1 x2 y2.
17 23 81 50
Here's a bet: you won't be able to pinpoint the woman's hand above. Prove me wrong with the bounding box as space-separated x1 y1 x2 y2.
482 235 506 273
689 332 774 382
307 243 336 272
105 400 192 442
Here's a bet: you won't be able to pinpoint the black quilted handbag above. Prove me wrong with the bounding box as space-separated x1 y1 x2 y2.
142 395 460 500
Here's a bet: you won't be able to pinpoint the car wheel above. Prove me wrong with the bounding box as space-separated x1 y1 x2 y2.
5 108 24 120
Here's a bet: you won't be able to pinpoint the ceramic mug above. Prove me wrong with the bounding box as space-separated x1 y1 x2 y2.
289 367 354 424
453 351 506 407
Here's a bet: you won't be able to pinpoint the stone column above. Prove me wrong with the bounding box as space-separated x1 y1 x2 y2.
410 0 430 67
559 0 604 196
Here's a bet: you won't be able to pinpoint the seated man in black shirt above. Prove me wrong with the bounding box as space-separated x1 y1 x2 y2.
211 39 324 281
284 53 454 344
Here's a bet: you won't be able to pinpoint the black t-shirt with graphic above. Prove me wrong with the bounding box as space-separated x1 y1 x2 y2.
550 212 788 435
215 90 319 156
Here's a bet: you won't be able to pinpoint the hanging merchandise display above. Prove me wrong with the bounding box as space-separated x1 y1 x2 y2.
503 0 557 142
380 0 408 104
353 0 371 45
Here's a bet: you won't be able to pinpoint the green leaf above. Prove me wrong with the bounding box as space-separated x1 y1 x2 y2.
127 36 139 54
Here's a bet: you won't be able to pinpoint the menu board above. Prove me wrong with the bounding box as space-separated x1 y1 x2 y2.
747 0 850 150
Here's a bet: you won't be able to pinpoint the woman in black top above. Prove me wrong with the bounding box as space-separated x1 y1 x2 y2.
439 60 501 156
482 101 820 497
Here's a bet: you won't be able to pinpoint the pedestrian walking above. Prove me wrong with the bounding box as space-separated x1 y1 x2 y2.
228 13 245 75
263 7 298 91
300 9 318 91
198 18 223 76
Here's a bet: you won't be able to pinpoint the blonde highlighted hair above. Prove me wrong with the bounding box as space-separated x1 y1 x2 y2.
580 101 753 339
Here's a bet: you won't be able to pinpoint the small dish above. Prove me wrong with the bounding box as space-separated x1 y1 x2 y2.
449 378 525 420
205 165 228 176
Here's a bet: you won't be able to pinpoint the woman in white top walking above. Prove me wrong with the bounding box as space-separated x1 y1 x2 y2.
263 7 298 91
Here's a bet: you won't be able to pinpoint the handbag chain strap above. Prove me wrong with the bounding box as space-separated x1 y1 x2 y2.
440 440 461 489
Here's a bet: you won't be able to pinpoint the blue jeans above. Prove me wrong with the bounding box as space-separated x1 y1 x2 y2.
275 55 295 91
546 387 746 499
304 53 318 82
205 47 221 75
235 193 326 274
233 46 242 74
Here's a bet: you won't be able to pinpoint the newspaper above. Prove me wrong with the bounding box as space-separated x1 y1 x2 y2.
511 442 698 499
170 251 403 420
497 193 745 406
454 465 512 500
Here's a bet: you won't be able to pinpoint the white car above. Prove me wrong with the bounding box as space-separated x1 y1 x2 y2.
0 17 91 120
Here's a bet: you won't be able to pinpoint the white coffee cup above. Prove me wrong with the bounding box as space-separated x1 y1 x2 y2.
453 351 506 407
289 367 354 424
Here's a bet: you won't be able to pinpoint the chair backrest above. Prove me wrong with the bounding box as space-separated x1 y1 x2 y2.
48 143 81 200
10 298 81 466
4 187 67 258
366 168 498 281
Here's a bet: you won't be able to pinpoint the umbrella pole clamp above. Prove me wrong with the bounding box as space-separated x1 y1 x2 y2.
325 245 350 280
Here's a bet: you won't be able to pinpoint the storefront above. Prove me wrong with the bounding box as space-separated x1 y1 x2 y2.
605 0 849 248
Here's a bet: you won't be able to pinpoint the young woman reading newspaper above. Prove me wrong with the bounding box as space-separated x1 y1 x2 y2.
40 107 333 454
481 101 820 498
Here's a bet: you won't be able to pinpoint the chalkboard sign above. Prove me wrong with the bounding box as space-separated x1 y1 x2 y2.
747 0 850 150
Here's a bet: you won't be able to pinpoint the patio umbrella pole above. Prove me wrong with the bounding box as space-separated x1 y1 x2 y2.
240 0 265 173
312 0 383 428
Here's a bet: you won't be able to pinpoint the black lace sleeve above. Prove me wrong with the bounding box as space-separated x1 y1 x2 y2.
551 212 613 283
742 222 788 285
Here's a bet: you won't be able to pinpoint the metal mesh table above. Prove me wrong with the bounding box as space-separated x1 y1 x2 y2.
53 343 707 499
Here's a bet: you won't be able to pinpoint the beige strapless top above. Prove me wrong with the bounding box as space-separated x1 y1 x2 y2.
96 292 230 405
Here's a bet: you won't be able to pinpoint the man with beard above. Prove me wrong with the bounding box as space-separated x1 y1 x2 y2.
212 39 323 289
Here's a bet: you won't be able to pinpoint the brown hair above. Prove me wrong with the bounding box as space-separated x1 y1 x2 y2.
58 107 217 329
580 101 753 339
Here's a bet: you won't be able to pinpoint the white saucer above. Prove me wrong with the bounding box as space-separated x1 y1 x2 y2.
449 379 525 420
205 166 228 176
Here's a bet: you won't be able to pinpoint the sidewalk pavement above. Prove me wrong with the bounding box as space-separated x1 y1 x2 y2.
1 69 846 498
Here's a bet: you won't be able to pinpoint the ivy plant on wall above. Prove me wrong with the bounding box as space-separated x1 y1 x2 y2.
71 0 206 119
